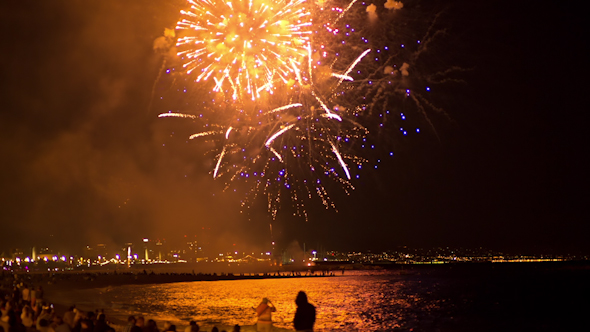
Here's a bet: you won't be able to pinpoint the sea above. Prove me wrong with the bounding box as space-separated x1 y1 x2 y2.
52 262 589 331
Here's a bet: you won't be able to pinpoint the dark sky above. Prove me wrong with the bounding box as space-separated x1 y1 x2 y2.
0 0 586 256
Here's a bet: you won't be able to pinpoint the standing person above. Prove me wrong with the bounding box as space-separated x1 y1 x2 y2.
93 314 112 332
11 287 21 304
161 322 172 332
122 316 136 332
21 286 30 306
293 291 315 332
30 288 37 309
35 287 44 305
255 298 276 332
84 313 95 332
183 321 194 332
135 317 145 331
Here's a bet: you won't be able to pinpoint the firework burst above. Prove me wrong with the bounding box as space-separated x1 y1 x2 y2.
158 0 455 218
175 0 312 101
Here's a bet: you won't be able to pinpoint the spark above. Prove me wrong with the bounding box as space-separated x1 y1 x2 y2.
266 103 303 115
330 141 351 180
189 131 218 139
213 147 226 178
158 113 197 119
334 0 359 24
312 90 342 121
331 73 354 81
265 124 295 148
338 48 372 86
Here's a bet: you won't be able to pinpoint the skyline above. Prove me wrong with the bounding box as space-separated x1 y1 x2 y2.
3 237 581 264
0 0 586 255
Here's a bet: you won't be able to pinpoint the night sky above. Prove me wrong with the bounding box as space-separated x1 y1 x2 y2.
0 0 586 256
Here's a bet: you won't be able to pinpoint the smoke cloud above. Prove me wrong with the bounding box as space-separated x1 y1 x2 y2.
366 3 378 21
384 0 404 10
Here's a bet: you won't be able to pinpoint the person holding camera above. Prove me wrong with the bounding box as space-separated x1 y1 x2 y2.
255 298 276 332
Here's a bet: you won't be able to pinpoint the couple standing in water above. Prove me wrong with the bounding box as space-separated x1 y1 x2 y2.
255 291 316 332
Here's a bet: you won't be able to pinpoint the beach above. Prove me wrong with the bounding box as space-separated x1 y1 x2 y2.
15 268 335 332
6 261 590 331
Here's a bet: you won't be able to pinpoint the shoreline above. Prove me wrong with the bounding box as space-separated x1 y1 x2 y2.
45 269 336 290
35 271 332 331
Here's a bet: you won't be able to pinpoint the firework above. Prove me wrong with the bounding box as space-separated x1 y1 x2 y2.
175 0 312 101
159 0 453 218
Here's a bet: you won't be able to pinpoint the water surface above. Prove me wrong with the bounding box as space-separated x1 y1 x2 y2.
55 264 589 331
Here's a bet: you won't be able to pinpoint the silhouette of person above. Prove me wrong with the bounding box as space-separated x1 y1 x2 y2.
293 291 315 331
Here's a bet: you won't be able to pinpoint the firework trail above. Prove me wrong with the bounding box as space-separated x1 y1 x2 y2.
157 0 457 218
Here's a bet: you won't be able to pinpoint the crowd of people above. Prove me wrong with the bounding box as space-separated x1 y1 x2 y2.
0 282 63 332
1 273 316 332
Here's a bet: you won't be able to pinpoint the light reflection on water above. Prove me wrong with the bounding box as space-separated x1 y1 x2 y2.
84 271 435 331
